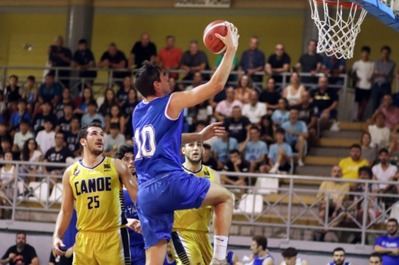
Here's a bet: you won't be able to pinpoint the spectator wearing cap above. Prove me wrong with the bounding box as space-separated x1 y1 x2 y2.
81 100 105 128
12 120 34 153
339 144 369 180
35 119 55 154
104 123 126 155
215 87 242 121
224 106 250 143
38 73 63 105
374 218 399 265
280 247 308 265
268 128 293 174
9 99 31 130
265 43 291 84
242 90 267 124
72 38 97 84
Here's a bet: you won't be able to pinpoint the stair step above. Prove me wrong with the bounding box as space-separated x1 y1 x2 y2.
295 165 331 177
308 147 349 157
304 156 340 166
322 130 362 139
338 122 366 131
316 138 357 148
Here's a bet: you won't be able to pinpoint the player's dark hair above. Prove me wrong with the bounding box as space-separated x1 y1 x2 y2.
282 247 298 258
135 62 162 97
16 230 26 236
78 122 103 140
378 148 389 155
387 218 398 225
252 235 267 250
350 143 361 150
369 252 382 262
381 45 391 54
332 247 345 255
361 46 371 53
115 144 134 160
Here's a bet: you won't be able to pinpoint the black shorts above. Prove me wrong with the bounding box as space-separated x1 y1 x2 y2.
355 88 371 102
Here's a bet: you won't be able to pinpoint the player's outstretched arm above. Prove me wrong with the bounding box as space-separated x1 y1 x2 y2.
53 166 74 256
166 22 239 120
181 122 225 144
115 159 138 202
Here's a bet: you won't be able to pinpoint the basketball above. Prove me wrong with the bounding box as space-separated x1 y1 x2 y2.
203 20 228 54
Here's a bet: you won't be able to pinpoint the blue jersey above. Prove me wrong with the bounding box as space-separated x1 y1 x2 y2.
227 250 236 265
374 235 399 265
64 210 77 248
133 94 183 185
123 189 145 249
252 254 273 265
327 262 351 265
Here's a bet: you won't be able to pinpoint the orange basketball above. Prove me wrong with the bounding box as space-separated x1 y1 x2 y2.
203 20 228 54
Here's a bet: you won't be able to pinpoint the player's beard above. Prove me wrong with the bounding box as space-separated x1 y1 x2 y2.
187 153 202 164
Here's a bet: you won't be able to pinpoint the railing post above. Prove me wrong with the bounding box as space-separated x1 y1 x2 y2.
324 193 329 229
287 177 294 241
361 182 370 246
11 164 19 221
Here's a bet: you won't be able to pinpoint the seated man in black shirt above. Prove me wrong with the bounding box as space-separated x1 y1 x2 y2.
224 106 251 143
259 78 281 113
202 143 219 170
129 32 157 68
311 76 338 130
44 131 72 176
265 43 291 84
48 36 72 87
180 40 209 81
0 231 39 265
222 149 251 188
98 42 129 82
72 38 96 85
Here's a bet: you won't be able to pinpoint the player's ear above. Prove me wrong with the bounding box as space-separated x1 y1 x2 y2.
181 145 186 155
153 80 161 94
80 138 86 147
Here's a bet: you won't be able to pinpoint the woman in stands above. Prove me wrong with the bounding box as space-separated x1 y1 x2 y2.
360 132 377 163
235 74 255 104
282 72 306 108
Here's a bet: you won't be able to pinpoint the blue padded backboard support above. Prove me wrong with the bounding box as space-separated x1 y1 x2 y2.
355 0 399 31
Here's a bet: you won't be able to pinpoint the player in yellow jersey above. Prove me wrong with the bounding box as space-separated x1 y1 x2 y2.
52 122 137 265
172 141 220 265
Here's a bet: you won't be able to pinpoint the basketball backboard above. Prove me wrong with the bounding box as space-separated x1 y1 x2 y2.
355 0 399 30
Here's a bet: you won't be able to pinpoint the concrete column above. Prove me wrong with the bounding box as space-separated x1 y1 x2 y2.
66 0 94 52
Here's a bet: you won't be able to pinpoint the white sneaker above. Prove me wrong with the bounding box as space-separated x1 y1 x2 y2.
269 163 279 173
298 159 304 167
330 121 340 132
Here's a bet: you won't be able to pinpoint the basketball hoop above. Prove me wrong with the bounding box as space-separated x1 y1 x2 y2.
308 0 367 59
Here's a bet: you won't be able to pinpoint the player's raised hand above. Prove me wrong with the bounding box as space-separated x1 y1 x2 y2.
215 22 239 51
53 236 66 256
200 122 226 141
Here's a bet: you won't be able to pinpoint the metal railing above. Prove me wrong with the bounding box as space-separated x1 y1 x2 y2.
0 160 397 245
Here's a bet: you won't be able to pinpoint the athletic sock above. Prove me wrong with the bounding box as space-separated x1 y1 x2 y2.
213 235 228 260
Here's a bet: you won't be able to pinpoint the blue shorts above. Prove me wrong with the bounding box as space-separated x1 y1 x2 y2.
137 171 211 249
131 246 146 265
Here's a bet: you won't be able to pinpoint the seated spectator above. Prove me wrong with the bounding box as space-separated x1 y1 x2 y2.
180 40 209 81
32 101 56 133
117 76 134 106
368 112 390 148
0 151 16 200
43 131 72 175
4 74 21 108
20 138 42 182
327 247 351 265
265 43 291 84
56 104 74 132
322 54 346 85
360 131 378 163
12 120 34 153
282 72 306 108
0 137 13 158
106 104 125 134
317 166 350 220
0 231 39 265
185 71 204 91
269 128 293 173
9 99 31 130
372 94 399 129
295 39 323 84
35 119 55 154
65 117 81 157
239 36 266 83
81 100 105 128
215 87 242 121
372 148 398 208
281 109 308 166
74 86 95 116
38 73 63 105
339 144 369 180
129 32 157 68
72 38 96 85
202 143 218 170
312 76 338 129
371 45 396 112
280 247 308 265
242 90 266 124
22 76 37 109
48 35 72 87
104 123 126 155
239 125 268 173
235 75 255 104
369 253 382 265
374 218 399 265
222 149 250 188
99 88 117 118
224 106 250 143
351 46 374 121
158 35 182 79
98 42 129 81
271 98 290 127
246 235 274 265
297 91 317 140
389 129 399 159
259 78 281 112
54 87 74 119
211 131 239 166
259 115 274 146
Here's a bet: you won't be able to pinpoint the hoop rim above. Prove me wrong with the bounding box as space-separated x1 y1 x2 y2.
314 0 361 8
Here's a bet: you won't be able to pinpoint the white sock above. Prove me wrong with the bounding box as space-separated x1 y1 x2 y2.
213 235 228 260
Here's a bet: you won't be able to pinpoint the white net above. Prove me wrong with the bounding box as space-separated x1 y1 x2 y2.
308 0 368 59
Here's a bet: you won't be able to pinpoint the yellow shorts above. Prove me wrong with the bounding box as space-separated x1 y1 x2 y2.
174 230 212 265
73 228 131 265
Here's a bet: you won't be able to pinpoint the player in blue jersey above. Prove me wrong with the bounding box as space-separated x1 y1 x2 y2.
133 22 239 265
247 236 274 265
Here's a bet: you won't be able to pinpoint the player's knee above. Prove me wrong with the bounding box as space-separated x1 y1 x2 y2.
223 189 234 205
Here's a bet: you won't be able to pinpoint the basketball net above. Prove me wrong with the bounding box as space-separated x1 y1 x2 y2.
308 0 367 59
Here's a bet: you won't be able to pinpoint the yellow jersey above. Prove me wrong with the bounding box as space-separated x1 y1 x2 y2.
338 157 369 180
69 157 124 232
173 165 216 233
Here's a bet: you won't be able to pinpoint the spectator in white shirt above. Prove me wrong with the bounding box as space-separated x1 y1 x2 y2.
242 90 267 124
215 86 242 121
104 123 126 155
12 120 34 153
35 119 55 154
372 148 397 192
352 46 374 121
368 112 390 148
